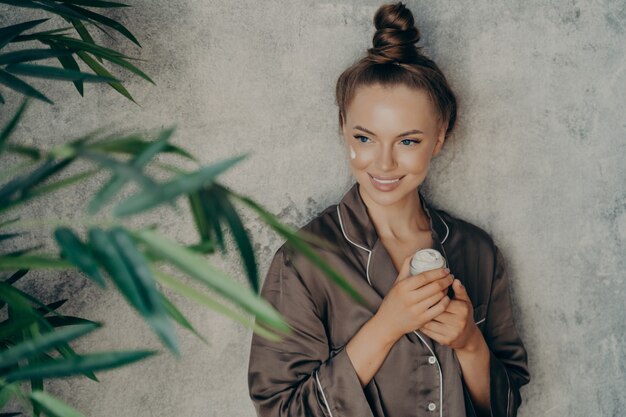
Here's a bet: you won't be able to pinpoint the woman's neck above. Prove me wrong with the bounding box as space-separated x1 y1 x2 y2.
358 185 431 241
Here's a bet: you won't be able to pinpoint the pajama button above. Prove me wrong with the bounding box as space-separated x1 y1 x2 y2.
428 402 437 411
428 356 436 364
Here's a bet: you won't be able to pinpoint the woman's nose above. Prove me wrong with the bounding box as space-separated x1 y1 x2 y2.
377 146 397 170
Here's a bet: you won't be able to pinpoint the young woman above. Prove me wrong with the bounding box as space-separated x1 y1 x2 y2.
247 2 530 417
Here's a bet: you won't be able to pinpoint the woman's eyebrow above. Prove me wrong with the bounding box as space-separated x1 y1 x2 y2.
353 125 424 137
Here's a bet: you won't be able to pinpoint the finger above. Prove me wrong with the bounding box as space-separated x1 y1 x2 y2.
422 319 449 334
395 253 414 282
452 278 472 302
422 294 451 322
416 291 448 311
404 267 451 290
420 326 447 342
428 311 457 325
409 274 454 302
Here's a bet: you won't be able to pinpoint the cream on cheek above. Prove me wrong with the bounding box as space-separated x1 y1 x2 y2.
349 145 356 160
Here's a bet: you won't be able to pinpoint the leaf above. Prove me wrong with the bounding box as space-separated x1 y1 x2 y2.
29 390 87 417
53 227 106 288
87 227 145 311
63 3 140 46
212 185 258 293
4 63 118 82
59 0 131 8
0 158 74 208
113 154 249 217
109 227 179 356
0 98 29 154
0 69 52 104
0 255 73 270
0 323 101 369
0 18 49 49
75 50 134 102
157 291 208 345
3 349 157 383
132 228 290 335
49 43 84 95
231 191 366 305
87 127 174 214
197 187 225 253
0 282 98 381
0 48 75 65
151 267 282 342
0 169 99 214
87 134 195 161
76 149 158 191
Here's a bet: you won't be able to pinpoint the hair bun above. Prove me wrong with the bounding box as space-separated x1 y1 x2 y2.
367 2 423 65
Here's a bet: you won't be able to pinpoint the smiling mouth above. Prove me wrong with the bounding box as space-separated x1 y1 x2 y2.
369 173 405 184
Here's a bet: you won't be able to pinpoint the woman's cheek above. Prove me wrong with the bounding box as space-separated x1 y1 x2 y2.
349 145 374 169
398 152 430 175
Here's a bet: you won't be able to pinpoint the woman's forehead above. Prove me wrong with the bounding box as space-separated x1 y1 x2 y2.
345 85 439 135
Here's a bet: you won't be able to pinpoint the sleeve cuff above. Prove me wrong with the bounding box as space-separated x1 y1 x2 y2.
315 345 375 417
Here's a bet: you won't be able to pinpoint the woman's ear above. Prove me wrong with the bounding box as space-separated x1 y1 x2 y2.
432 121 447 157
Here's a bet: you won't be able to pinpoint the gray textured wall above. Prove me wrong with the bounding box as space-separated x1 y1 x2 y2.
2 1 625 416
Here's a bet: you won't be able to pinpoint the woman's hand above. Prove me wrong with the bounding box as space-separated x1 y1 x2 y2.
374 254 454 344
418 278 480 351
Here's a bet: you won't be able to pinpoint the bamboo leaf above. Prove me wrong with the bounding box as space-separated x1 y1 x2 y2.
151 267 282 342
0 69 52 104
76 50 134 102
87 227 145 311
0 255 73 270
49 43 84 95
231 191 366 305
113 154 249 217
109 227 179 356
3 350 156 383
0 323 100 369
4 63 118 83
63 3 140 46
212 185 258 293
158 291 208 345
0 49 75 65
0 18 49 49
60 0 131 8
53 227 106 288
0 98 29 156
132 228 290 335
29 390 86 417
87 127 174 214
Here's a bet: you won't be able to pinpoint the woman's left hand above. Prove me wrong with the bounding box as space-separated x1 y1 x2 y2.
418 278 480 351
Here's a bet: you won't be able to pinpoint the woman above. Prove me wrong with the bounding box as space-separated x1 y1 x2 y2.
247 2 530 417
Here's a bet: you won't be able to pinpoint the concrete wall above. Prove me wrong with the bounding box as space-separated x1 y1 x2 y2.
1 1 624 416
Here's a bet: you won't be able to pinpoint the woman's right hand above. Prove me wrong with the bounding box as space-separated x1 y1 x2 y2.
375 254 454 343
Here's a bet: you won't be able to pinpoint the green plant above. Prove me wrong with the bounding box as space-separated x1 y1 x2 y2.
0 3 366 416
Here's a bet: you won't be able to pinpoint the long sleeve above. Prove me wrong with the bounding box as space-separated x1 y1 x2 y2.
465 244 531 417
247 247 374 417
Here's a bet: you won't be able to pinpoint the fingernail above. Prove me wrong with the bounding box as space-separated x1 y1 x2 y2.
444 268 450 273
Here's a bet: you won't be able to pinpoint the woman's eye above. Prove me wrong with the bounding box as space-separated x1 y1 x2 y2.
400 139 420 146
353 135 370 143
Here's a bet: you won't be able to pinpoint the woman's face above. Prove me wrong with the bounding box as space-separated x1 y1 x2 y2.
341 84 447 208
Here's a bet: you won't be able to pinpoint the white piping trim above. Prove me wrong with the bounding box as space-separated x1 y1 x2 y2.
505 368 511 417
475 317 486 325
314 369 334 417
336 206 373 285
412 329 443 417
336 205 443 417
434 211 450 244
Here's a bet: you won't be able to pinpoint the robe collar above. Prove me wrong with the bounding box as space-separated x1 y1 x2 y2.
337 181 450 254
335 181 452 351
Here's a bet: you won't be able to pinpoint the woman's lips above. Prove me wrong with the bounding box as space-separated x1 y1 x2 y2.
368 173 405 191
